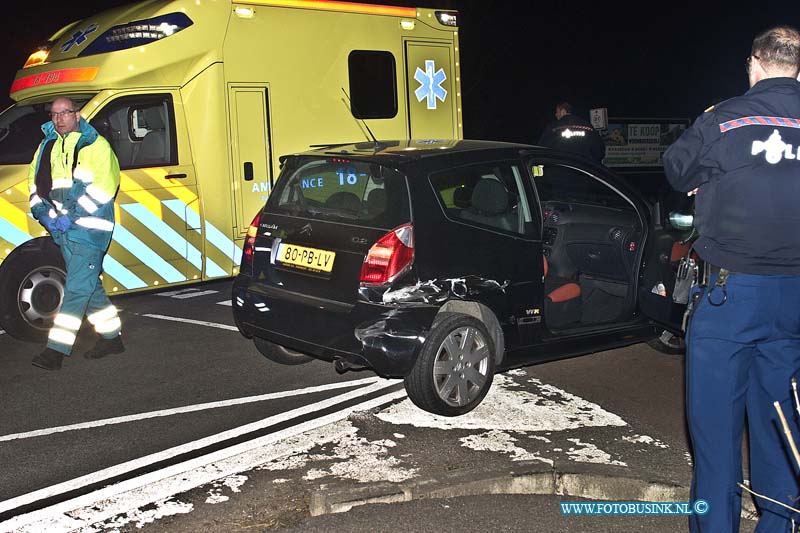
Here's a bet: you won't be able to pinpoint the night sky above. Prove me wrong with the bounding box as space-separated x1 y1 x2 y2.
3 0 799 142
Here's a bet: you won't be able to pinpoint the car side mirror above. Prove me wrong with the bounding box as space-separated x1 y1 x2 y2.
668 211 694 230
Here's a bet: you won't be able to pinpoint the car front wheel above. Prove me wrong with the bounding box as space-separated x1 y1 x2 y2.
0 246 66 341
404 313 496 416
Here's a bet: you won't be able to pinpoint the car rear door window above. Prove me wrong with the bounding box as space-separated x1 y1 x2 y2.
268 157 410 229
429 161 535 236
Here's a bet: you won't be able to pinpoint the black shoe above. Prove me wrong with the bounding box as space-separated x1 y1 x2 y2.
32 348 65 370
83 336 125 359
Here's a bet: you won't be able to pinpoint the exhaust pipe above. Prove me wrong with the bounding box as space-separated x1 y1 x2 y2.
334 358 353 374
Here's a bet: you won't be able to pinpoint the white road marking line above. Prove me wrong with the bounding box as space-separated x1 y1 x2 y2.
155 288 207 297
141 314 238 331
2 388 407 532
216 300 233 306
153 288 220 299
170 290 219 299
0 330 5 335
0 379 401 518
0 377 383 443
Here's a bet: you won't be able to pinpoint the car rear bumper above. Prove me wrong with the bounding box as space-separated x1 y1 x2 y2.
232 276 439 378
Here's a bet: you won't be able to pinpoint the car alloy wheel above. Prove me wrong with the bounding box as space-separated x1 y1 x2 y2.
404 313 495 416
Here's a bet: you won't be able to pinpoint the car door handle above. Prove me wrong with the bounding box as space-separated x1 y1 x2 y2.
165 173 187 179
588 251 601 259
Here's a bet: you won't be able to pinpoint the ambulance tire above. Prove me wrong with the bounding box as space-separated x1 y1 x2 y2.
647 329 686 355
0 240 66 342
253 337 314 365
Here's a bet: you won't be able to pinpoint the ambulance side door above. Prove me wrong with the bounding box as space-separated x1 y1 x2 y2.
89 91 201 292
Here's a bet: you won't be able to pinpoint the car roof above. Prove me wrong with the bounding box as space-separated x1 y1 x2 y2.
284 139 531 164
283 139 613 172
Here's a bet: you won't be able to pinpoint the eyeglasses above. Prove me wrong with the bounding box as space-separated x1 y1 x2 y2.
745 54 760 73
50 109 77 119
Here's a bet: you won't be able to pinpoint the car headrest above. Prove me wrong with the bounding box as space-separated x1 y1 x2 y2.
470 179 509 215
453 186 472 208
141 106 165 130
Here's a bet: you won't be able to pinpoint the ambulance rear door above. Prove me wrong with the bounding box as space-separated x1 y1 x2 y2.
228 84 273 237
404 40 459 140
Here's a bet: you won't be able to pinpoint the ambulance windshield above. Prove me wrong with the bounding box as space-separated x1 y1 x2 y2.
0 98 90 165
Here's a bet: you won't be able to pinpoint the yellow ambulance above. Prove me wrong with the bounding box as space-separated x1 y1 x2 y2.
0 0 461 340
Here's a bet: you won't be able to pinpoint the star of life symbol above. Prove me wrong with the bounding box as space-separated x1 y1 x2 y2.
61 24 98 53
414 60 447 110
751 129 800 164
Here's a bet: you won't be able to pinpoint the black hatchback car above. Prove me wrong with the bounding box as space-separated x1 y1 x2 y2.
232 140 689 416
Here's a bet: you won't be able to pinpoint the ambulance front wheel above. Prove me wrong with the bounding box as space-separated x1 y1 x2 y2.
0 240 66 342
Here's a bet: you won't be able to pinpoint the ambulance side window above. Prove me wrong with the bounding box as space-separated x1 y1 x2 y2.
348 50 397 119
90 94 177 169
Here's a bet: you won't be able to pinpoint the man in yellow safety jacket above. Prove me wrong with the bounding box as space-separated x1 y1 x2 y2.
28 96 123 370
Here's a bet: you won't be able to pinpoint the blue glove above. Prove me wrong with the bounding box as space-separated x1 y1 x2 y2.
40 217 56 233
53 215 72 232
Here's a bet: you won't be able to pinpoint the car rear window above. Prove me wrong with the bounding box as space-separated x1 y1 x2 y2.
267 157 410 229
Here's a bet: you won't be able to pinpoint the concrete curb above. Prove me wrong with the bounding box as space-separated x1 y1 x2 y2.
309 463 758 519
310 463 686 516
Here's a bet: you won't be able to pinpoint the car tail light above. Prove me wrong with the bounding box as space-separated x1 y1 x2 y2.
360 224 414 285
241 212 261 275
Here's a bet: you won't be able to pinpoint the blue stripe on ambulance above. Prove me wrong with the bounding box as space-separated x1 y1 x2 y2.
110 225 186 283
0 217 34 247
162 199 239 274
121 203 204 271
101 254 147 289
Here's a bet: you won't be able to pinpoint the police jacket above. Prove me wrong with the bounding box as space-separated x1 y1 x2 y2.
538 114 605 162
664 77 800 275
28 118 120 251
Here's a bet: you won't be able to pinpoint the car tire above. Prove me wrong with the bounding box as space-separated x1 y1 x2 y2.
253 337 314 365
404 313 496 416
0 246 66 342
647 329 686 355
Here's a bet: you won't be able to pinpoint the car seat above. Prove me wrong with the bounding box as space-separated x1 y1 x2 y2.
460 178 515 232
365 188 387 217
543 254 582 328
133 107 167 166
325 191 361 213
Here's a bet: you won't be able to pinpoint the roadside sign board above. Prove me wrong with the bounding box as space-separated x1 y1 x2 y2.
600 118 690 168
589 107 608 130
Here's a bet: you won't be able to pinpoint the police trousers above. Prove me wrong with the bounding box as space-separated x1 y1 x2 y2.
687 273 800 533
47 236 121 355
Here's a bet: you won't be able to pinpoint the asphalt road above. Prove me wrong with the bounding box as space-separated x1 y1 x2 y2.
0 279 759 531
1 281 389 516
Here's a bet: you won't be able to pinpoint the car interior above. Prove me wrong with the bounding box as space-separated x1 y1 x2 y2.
532 163 643 331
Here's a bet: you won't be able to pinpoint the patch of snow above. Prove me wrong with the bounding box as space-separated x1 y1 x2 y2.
565 438 626 466
376 374 627 432
460 429 553 465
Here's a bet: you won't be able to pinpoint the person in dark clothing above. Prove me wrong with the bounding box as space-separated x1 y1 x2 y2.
663 25 800 533
537 102 605 162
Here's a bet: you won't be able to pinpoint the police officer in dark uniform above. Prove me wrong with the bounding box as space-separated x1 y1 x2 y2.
664 26 800 532
537 102 605 162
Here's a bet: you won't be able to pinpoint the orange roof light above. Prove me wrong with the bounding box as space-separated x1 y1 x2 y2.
23 46 52 69
10 67 100 94
243 0 417 17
